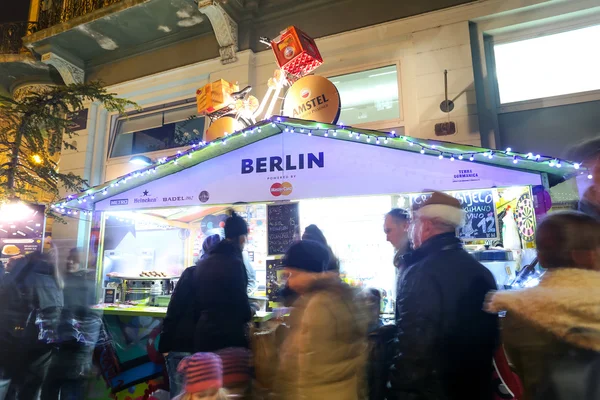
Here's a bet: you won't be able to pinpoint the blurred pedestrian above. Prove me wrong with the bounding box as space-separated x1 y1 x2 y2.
275 240 368 399
0 251 63 400
569 136 600 220
174 352 228 400
388 191 498 400
302 224 340 272
42 248 101 400
161 234 222 398
486 211 600 400
192 213 252 352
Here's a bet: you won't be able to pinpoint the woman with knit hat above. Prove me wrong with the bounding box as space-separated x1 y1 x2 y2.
274 240 368 399
301 224 340 272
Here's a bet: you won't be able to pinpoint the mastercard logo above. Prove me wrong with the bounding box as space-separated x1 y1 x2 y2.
270 182 293 197
300 88 311 99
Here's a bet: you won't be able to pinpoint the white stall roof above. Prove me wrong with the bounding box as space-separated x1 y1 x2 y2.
52 117 584 213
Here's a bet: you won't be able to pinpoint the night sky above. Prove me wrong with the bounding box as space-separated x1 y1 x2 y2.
0 1 31 23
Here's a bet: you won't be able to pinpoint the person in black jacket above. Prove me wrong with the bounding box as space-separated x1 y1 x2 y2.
0 252 63 400
191 213 252 353
388 191 498 400
160 234 222 398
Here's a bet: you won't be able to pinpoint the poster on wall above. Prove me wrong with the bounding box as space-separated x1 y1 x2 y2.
0 203 45 264
410 189 498 240
266 258 284 311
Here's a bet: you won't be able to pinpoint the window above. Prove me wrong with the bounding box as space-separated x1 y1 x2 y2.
110 104 205 158
494 24 600 104
331 65 400 125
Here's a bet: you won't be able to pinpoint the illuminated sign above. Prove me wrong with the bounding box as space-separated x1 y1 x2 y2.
283 75 341 124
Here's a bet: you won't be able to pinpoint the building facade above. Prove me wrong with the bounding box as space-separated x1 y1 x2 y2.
1 0 598 264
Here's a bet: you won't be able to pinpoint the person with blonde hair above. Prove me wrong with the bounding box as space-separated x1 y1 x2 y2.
487 211 600 400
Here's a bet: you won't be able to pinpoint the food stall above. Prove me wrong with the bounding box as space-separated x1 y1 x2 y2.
51 114 584 398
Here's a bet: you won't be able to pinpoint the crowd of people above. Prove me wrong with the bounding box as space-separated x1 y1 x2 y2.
0 138 599 400
0 247 100 400
160 185 600 400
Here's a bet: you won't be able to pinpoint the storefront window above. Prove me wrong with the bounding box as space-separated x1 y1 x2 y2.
494 24 600 104
111 104 205 158
332 65 400 126
299 195 395 306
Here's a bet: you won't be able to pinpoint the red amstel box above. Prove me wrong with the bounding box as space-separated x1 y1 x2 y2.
270 26 323 77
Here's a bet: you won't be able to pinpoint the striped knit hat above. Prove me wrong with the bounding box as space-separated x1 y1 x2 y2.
177 352 223 394
215 347 251 388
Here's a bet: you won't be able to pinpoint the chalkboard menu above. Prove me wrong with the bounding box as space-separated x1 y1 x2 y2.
267 202 300 255
410 189 498 240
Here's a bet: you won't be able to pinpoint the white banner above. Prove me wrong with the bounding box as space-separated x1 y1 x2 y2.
96 132 542 211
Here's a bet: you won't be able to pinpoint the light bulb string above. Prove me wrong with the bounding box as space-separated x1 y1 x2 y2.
52 117 589 213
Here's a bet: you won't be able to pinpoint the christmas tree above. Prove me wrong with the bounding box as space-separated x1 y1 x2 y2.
0 82 136 206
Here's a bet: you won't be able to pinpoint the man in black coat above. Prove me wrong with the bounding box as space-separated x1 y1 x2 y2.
191 213 252 352
388 191 499 400
160 216 251 397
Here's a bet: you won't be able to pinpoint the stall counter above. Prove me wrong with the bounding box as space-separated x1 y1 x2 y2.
92 304 274 322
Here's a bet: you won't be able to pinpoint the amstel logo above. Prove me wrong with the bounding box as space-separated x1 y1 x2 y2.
300 88 311 99
270 182 293 197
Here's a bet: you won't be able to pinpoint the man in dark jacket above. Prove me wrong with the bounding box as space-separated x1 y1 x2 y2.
0 252 63 400
192 213 253 352
388 191 498 400
194 214 252 352
160 234 222 397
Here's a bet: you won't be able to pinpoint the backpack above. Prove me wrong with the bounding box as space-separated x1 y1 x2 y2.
535 347 600 400
0 257 42 354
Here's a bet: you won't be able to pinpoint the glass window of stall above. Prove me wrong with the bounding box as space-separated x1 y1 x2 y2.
101 212 187 283
189 204 268 295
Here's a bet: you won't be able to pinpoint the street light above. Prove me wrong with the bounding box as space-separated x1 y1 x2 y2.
129 155 153 166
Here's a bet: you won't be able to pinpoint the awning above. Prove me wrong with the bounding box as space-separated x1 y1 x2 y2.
52 117 586 214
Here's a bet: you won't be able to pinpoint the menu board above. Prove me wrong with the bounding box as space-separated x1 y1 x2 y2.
0 204 46 263
266 259 284 311
267 202 300 255
411 189 498 240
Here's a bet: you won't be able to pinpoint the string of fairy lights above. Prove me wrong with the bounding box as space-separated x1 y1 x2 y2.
51 116 592 218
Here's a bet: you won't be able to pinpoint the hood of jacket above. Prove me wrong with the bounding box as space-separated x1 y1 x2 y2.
301 274 368 335
201 234 222 260
487 268 600 351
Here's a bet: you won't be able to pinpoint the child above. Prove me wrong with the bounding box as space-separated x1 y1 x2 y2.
175 352 229 400
216 347 252 398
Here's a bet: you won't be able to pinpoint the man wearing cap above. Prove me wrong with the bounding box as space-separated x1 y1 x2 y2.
388 191 498 400
191 213 253 353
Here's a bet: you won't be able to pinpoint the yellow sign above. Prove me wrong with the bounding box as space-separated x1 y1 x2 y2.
283 75 341 124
